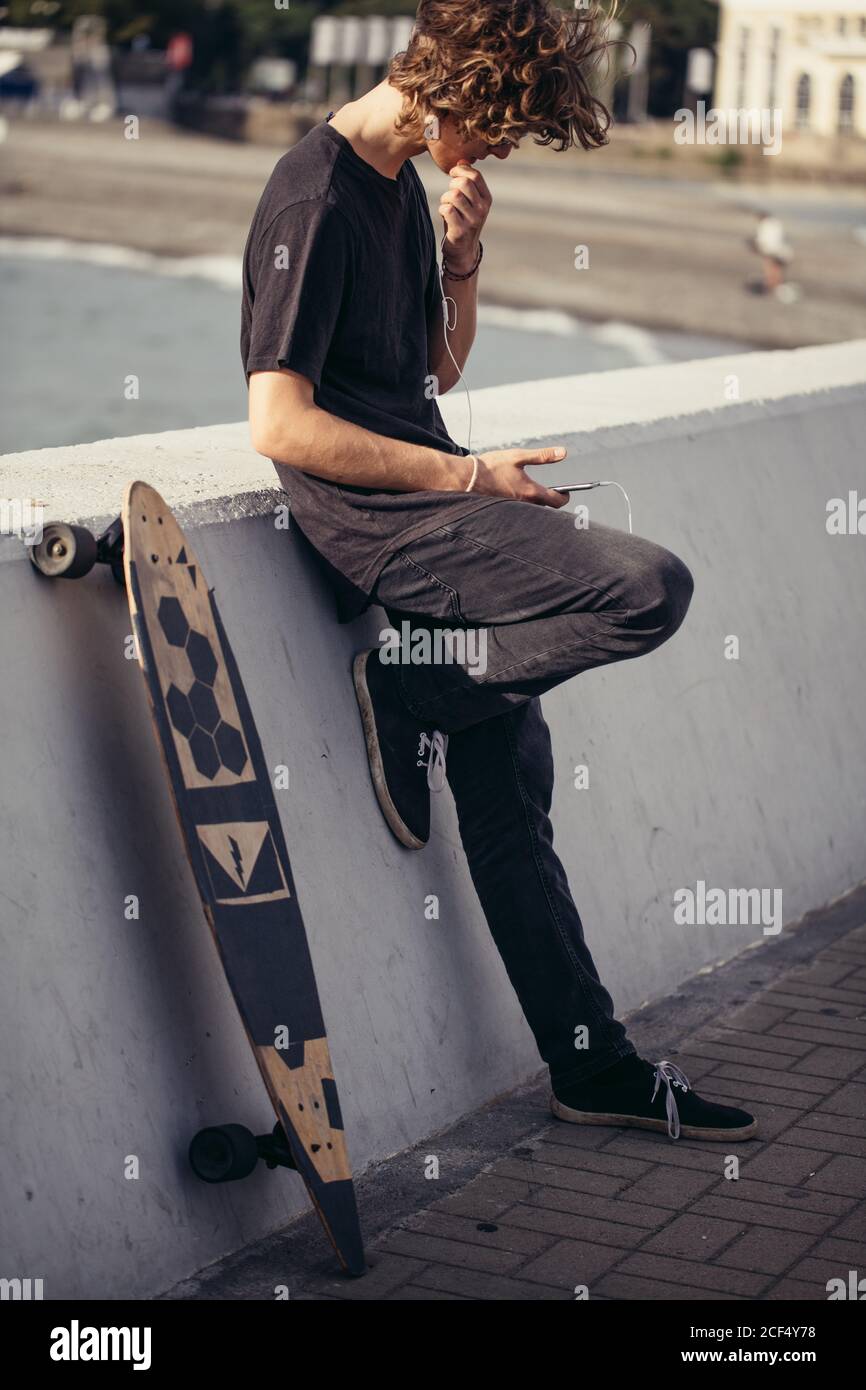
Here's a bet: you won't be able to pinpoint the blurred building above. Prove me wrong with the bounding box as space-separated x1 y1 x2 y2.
715 1 866 138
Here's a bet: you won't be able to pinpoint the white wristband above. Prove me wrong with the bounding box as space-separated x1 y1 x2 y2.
464 454 479 493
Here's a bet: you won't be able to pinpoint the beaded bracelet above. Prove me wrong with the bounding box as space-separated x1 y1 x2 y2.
442 241 484 281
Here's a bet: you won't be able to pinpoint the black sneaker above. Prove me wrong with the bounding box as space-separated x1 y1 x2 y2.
551 1055 758 1142
352 648 448 851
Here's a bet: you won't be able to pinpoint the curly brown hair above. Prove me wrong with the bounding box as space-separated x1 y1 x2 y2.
389 0 620 152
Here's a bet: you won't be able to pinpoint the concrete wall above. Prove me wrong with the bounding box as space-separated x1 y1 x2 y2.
1 341 865 1298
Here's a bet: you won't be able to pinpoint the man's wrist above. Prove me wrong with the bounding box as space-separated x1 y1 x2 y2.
444 256 477 276
431 450 478 492
442 240 483 280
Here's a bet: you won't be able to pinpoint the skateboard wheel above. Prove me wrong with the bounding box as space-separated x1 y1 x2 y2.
188 1124 259 1183
29 523 98 579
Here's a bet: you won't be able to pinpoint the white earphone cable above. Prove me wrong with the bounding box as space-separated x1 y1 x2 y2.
436 220 633 533
437 235 473 456
597 480 634 535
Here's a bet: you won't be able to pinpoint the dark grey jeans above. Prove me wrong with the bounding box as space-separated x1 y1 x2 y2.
370 499 694 1091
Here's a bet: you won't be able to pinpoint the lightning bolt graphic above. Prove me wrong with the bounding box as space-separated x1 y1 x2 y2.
228 835 246 887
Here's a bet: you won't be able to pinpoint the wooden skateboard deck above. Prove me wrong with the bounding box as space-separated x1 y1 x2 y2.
122 481 365 1276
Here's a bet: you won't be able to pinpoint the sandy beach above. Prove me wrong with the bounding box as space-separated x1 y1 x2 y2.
2 118 865 351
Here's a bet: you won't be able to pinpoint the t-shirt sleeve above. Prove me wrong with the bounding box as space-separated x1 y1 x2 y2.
243 200 353 386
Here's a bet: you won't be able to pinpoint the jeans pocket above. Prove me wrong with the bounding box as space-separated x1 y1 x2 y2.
384 550 467 624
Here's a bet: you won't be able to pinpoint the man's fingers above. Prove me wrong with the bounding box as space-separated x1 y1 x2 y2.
516 447 568 508
439 190 474 220
449 166 492 210
519 476 570 509
474 449 569 507
525 486 570 509
521 447 567 466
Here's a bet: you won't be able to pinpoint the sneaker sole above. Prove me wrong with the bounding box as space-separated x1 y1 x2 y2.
352 651 426 851
549 1093 758 1142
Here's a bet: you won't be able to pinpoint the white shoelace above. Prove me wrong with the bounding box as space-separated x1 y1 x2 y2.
418 730 448 792
651 1060 691 1139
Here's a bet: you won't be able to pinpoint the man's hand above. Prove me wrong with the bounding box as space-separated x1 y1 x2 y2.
438 162 491 269
470 447 571 508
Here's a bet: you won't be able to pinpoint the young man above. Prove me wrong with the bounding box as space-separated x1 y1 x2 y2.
241 0 757 1143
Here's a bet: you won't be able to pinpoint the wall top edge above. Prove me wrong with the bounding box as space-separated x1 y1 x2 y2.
1 340 864 529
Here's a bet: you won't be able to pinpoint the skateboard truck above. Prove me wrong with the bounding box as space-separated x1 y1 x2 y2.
188 1121 298 1184
29 515 125 584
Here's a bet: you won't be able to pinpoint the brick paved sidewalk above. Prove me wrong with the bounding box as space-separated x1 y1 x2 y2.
169 890 866 1302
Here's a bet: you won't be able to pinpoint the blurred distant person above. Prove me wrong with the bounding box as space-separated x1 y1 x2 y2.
69 15 116 122
749 210 798 303
242 0 757 1147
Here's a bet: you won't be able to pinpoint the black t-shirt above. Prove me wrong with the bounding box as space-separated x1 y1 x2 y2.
240 117 494 621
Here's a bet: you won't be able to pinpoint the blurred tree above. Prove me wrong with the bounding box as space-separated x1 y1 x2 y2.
5 1 329 89
618 0 719 116
3 0 718 106
331 0 415 12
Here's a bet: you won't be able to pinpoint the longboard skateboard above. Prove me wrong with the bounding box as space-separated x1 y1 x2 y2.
29 482 365 1277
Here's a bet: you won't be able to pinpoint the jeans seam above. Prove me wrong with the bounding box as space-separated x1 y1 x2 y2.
405 615 631 718
502 712 615 1045
473 614 631 687
437 522 632 616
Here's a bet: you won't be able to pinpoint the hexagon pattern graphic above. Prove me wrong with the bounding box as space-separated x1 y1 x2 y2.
160 599 249 782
